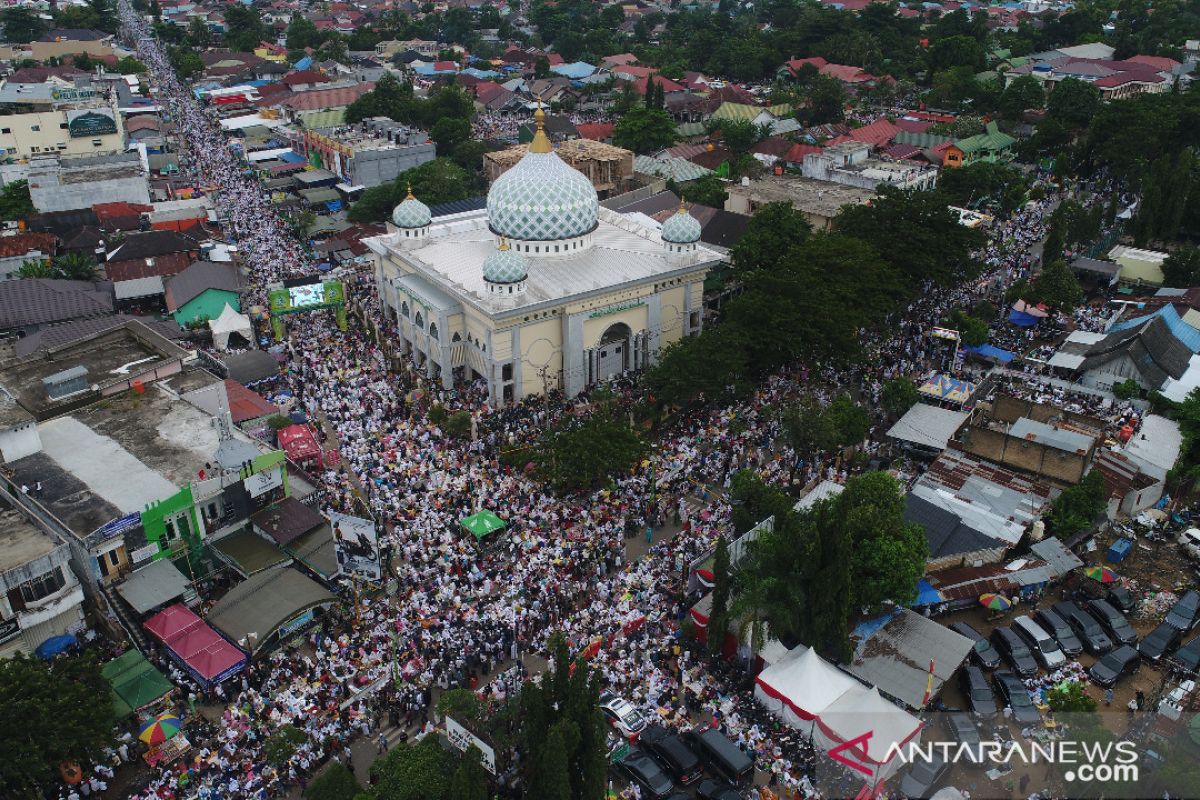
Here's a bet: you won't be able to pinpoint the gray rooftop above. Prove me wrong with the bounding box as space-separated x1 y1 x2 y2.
206 567 335 652
0 508 59 575
886 403 967 451
847 608 975 711
116 558 190 614
1010 417 1094 455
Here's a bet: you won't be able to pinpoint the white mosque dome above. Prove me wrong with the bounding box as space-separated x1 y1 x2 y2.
483 239 529 284
486 106 598 243
392 187 431 228
661 204 702 244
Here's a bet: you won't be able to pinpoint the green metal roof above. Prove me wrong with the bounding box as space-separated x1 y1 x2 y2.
956 122 1016 154
297 109 346 129
711 102 763 123
676 121 706 138
894 130 952 149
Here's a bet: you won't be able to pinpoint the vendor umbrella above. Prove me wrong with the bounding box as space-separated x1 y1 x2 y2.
1085 565 1119 584
139 713 181 745
979 593 1011 611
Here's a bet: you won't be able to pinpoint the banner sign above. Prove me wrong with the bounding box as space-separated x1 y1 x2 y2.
244 467 283 499
92 512 142 540
930 327 960 341
278 608 314 639
330 512 380 581
445 716 497 774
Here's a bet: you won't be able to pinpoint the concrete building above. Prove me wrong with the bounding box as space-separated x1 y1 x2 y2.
288 117 435 188
953 394 1103 485
725 174 876 230
1109 244 1168 285
0 506 85 658
366 107 719 404
801 141 938 191
0 98 124 160
26 153 150 213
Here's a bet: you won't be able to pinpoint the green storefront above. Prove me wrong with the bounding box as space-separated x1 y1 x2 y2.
172 290 241 328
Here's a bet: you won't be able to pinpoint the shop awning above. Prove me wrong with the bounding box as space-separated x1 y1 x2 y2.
102 650 175 718
460 510 507 540
206 568 335 654
117 559 191 615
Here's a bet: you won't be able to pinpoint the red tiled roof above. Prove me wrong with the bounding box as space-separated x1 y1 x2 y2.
473 81 507 102
105 252 197 282
893 117 933 133
281 69 330 86
575 122 615 141
601 53 638 67
843 118 901 147
783 143 822 163
1094 72 1165 88
124 116 162 133
613 65 656 79
93 202 153 223
223 378 279 423
1124 55 1179 71
279 82 375 111
433 60 459 71
629 75 685 94
0 232 55 258
751 137 794 158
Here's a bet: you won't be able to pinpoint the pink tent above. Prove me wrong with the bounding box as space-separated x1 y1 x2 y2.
143 603 246 686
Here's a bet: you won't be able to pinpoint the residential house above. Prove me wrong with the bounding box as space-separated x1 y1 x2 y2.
0 278 114 336
105 230 202 303
0 232 58 280
945 121 1016 167
163 261 242 327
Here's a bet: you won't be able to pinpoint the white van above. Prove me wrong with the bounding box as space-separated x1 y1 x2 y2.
1012 615 1066 669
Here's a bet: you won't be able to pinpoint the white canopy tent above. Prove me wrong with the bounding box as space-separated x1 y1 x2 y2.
209 303 253 350
754 646 860 734
754 646 924 786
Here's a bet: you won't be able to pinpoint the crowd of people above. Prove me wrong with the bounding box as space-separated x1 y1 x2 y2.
106 3 1130 799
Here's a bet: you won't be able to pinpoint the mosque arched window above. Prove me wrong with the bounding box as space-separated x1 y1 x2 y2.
401 301 409 318
428 323 438 341
414 311 424 329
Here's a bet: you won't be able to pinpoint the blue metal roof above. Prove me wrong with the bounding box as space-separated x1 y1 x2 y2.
1109 304 1200 353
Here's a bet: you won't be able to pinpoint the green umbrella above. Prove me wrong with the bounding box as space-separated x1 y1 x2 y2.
460 511 507 541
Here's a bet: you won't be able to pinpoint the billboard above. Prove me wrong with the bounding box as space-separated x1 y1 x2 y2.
330 512 380 581
268 280 345 315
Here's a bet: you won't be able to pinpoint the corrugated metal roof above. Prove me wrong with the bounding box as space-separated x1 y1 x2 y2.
1010 417 1094 454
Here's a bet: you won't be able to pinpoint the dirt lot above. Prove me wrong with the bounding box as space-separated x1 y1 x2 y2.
926 529 1200 798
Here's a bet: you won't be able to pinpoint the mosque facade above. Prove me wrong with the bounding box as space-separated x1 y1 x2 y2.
364 108 722 405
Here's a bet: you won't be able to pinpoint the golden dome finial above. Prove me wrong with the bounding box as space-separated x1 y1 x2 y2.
678 195 687 214
498 237 510 251
405 184 415 200
530 96 551 154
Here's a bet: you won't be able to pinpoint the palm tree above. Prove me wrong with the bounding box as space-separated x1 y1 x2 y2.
52 252 100 281
15 258 52 279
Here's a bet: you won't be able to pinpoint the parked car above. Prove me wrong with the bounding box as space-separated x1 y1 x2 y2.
1139 622 1182 662
945 712 983 764
640 725 703 786
993 670 1041 724
1107 586 1137 614
1169 633 1200 673
1012 615 1066 669
616 747 678 799
1166 590 1200 633
899 754 948 798
1088 599 1139 646
1034 607 1083 657
695 779 742 800
949 622 1002 669
601 693 648 739
958 665 997 720
1089 645 1141 687
990 626 1039 677
1053 601 1113 655
684 728 754 787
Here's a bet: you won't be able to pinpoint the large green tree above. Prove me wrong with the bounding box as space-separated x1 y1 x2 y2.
998 74 1045 120
370 736 455 800
348 158 473 223
1045 77 1101 129
305 762 360 800
0 652 116 797
1046 470 1106 538
448 746 490 800
730 201 812 274
612 106 677 154
533 406 646 493
222 4 268 51
1162 245 1200 288
1034 259 1083 311
707 535 731 656
2 8 48 43
835 185 985 288
0 180 34 223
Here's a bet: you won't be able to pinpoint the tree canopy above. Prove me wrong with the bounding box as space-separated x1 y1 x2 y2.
0 180 34 223
348 158 473 223
612 105 678 154
0 652 116 797
532 404 646 492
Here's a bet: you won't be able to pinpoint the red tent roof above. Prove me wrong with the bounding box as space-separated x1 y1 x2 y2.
278 424 322 463
143 603 246 683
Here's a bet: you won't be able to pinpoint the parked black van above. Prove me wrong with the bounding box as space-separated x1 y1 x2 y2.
686 728 754 787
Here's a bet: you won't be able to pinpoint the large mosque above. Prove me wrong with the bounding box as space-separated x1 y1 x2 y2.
363 107 722 405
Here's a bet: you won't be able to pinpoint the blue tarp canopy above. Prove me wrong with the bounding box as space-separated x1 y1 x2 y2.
551 61 597 79
1008 309 1040 327
294 57 313 70
912 579 943 607
279 152 306 163
324 200 343 212
961 344 1015 364
36 634 76 659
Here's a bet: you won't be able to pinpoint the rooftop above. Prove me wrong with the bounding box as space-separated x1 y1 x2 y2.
12 384 217 523
0 508 59 575
485 138 632 168
1009 417 1095 455
0 321 186 417
730 175 876 217
368 206 721 317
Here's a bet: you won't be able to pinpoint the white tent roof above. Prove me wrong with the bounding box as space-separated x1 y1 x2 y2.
209 303 253 350
815 684 924 771
755 646 860 719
